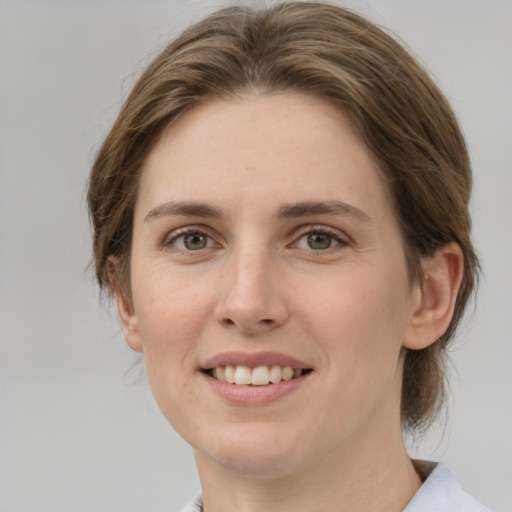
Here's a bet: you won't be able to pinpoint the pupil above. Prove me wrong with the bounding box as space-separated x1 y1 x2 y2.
308 233 332 250
184 233 207 250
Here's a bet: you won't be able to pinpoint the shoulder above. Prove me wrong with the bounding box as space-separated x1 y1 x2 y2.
404 462 491 512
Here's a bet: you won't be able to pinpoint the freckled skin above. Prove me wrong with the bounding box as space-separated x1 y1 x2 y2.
120 93 424 503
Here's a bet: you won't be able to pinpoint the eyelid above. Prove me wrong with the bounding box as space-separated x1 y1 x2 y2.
293 224 349 242
160 223 349 253
163 225 220 251
290 224 350 251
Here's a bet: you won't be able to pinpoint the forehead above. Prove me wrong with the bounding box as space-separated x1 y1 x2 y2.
136 92 392 220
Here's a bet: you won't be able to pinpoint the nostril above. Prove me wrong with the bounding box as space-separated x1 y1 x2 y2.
218 316 278 336
221 317 274 327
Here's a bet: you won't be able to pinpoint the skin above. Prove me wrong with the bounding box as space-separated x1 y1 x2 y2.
115 93 463 512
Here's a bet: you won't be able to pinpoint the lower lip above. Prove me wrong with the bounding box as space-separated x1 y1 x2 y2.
201 372 311 405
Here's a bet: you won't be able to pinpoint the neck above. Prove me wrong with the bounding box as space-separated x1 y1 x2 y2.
195 421 421 512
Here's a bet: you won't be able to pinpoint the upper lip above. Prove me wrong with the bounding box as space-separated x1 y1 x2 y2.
202 351 311 370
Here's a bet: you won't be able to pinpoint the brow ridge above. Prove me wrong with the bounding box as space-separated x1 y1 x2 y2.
144 199 371 223
278 200 371 222
144 201 222 222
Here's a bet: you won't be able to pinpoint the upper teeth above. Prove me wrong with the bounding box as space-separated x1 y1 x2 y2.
212 365 303 386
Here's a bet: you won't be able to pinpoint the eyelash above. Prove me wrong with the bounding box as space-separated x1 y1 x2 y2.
291 225 349 253
164 227 216 252
163 225 349 254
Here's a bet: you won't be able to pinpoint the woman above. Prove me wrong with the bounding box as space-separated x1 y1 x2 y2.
88 3 488 511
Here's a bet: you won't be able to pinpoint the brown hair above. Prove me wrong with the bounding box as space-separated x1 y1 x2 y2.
88 2 479 431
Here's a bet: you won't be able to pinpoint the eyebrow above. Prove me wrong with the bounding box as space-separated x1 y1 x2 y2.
144 199 372 223
278 201 372 223
144 201 222 222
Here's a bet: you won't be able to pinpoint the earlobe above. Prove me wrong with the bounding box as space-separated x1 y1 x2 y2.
107 256 143 353
116 294 143 353
403 243 464 350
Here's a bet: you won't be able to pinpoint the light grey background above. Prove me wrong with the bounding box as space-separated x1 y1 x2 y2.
1 1 510 511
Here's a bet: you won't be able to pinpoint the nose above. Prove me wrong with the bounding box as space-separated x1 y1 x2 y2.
214 246 289 335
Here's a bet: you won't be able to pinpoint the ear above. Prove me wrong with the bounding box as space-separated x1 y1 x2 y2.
403 243 464 350
107 257 143 353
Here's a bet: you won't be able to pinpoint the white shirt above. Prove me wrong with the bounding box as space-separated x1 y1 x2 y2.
178 463 490 512
403 463 490 512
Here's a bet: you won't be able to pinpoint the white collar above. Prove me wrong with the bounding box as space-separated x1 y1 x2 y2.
404 462 490 512
179 462 490 512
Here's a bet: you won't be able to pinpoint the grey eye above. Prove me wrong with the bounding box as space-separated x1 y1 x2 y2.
294 230 345 251
306 233 335 250
172 231 213 251
183 233 208 250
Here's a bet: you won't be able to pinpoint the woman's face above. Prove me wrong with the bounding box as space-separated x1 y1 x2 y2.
120 93 422 477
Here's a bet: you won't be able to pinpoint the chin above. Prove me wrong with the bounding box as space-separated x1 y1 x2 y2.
192 423 310 478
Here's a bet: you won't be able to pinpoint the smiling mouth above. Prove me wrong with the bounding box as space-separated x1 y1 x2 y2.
205 365 312 386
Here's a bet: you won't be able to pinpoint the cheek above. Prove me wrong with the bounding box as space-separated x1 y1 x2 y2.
280 268 410 446
131 272 214 425
131 269 214 369
303 263 408 335
299 266 409 380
